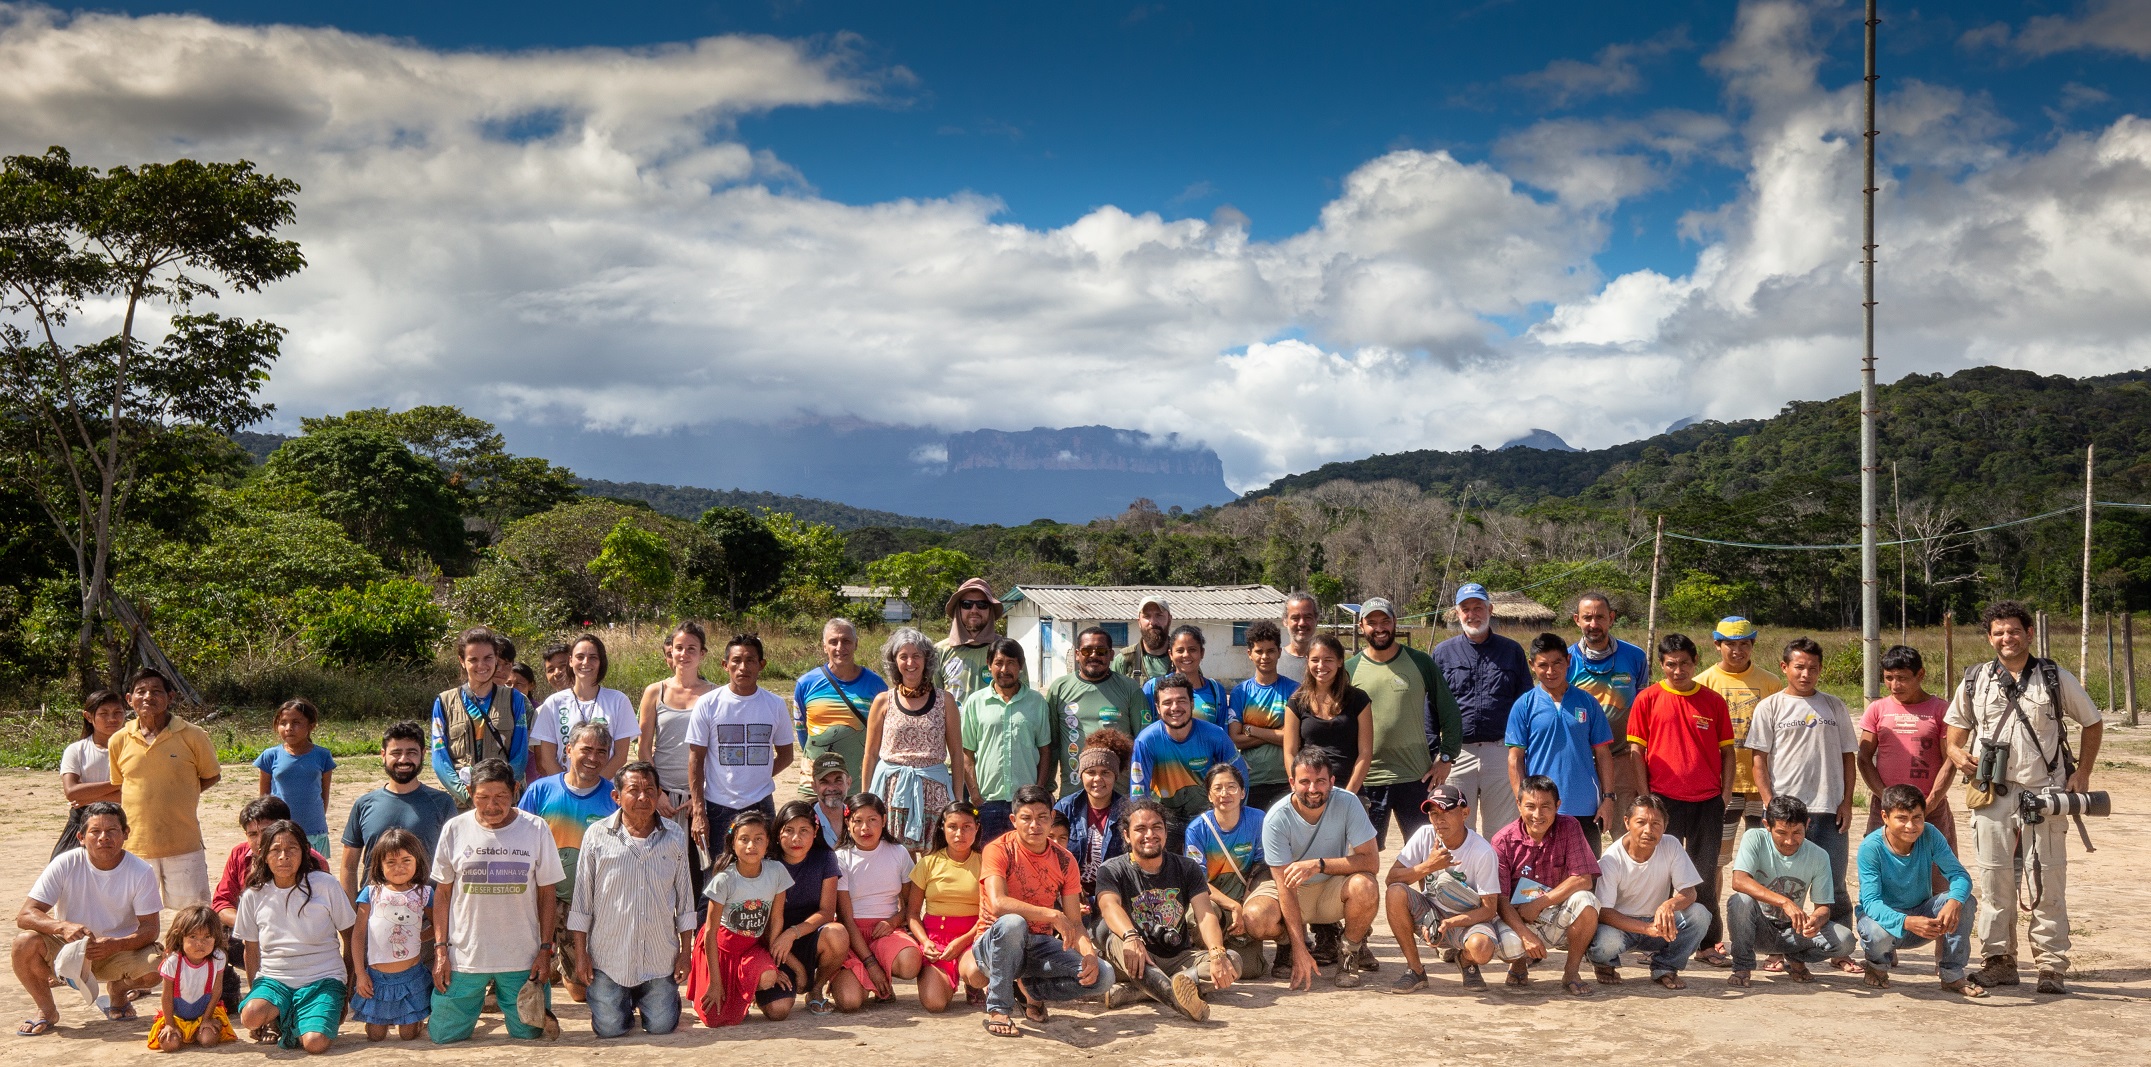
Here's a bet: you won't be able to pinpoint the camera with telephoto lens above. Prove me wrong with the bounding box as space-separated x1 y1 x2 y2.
1974 740 2010 788
2016 789 2110 825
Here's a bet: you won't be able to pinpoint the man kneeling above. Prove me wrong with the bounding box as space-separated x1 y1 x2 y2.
1725 796 1852 986
1856 784 1984 998
1384 784 1518 993
1096 800 1237 1021
1586 795 1710 989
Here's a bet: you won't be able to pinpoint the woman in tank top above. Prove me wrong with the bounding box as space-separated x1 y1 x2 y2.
861 627 966 848
1282 634 1373 794
639 620 718 817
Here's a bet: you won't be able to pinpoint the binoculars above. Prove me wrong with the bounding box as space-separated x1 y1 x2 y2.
1974 739 2010 788
2017 788 2110 825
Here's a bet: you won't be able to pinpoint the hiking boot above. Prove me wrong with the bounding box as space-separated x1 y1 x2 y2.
1310 924 1342 967
1970 955 2020 988
1355 942 1380 972
2036 970 2067 995
1103 980 1146 1010
1387 968 1427 995
1335 940 1368 988
1138 966 1206 1021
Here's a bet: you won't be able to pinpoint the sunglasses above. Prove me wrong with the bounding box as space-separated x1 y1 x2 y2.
956 599 993 610
1074 647 1110 657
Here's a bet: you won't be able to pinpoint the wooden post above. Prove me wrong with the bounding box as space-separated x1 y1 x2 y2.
1644 515 1665 659
2037 610 2050 659
1943 613 1955 700
2126 612 2139 727
2082 443 2095 674
2106 612 2117 713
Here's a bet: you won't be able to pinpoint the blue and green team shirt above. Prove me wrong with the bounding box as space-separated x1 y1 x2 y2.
1226 676 1298 787
1142 676 1230 727
1184 805 1267 901
1130 719 1247 821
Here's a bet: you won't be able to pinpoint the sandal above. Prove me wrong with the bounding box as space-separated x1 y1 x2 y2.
1862 966 1890 990
16 1018 55 1036
1017 981 1048 1023
1785 962 1814 984
1829 957 1865 975
1694 946 1733 968
103 1003 137 1021
983 1013 1022 1038
1729 970 1751 988
1761 955 1786 973
1653 974 1687 990
1505 961 1532 988
1942 978 1989 999
1593 964 1623 985
1562 978 1595 997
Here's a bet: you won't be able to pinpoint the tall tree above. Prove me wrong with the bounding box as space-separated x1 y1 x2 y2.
259 425 469 572
0 147 302 690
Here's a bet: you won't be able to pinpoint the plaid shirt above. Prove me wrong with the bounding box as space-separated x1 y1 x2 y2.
1491 815 1602 898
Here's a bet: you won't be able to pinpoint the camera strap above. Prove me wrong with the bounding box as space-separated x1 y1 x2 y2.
1992 659 2064 778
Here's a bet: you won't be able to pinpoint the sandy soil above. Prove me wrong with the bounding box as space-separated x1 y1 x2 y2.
3 743 2147 1067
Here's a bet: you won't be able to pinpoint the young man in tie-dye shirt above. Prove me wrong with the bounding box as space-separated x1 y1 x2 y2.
1131 675 1247 855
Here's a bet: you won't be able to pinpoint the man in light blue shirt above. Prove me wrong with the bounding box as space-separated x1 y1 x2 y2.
1507 633 1618 849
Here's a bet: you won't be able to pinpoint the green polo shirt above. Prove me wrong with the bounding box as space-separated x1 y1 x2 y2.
960 684 1054 802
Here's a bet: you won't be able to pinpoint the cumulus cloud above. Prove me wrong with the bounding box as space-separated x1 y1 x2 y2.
5 1 2151 493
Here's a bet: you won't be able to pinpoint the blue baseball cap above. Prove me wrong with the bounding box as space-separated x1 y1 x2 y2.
1454 583 1491 607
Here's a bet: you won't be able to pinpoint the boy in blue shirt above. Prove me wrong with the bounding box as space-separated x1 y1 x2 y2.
1506 634 1617 849
1856 784 1985 997
1226 621 1299 812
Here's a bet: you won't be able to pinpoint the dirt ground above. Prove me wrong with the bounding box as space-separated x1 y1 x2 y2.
3 740 2147 1067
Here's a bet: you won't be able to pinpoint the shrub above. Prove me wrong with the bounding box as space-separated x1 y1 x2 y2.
296 578 451 667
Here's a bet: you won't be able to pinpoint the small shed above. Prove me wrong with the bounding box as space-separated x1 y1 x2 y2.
840 585 914 624
1002 584 1289 688
1439 590 1558 627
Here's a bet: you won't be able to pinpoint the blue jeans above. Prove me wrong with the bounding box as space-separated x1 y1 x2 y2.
586 970 680 1038
977 801 1013 844
1585 901 1711 978
1804 814 1852 924
1724 892 1851 971
972 914 1110 1016
1857 894 1975 983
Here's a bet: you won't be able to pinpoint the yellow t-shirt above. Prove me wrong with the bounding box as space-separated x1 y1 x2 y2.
908 848 984 918
1694 663 1784 795
108 716 222 859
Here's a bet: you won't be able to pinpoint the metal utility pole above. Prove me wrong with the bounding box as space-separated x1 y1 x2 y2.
1858 0 1883 701
2082 443 2095 673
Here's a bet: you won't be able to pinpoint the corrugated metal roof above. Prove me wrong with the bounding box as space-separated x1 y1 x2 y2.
1004 584 1287 620
1440 590 1558 624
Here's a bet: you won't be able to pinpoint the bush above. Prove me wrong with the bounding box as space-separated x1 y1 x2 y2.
296 579 451 667
473 498 710 627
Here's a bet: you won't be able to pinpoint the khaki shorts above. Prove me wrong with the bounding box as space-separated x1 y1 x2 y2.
1519 890 1600 946
1249 875 1350 925
32 934 162 983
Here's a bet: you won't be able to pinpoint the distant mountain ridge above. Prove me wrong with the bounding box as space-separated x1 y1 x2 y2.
574 478 965 532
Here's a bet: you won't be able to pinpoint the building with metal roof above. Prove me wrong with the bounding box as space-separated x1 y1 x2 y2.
1002 584 1289 687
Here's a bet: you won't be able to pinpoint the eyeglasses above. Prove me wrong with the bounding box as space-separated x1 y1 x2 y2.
956 599 993 610
1074 647 1110 657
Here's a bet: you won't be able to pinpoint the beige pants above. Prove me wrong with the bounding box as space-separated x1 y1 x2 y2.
1249 875 1349 925
1968 793 2072 971
146 852 210 911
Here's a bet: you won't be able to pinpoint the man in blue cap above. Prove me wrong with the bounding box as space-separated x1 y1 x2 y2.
1433 583 1530 839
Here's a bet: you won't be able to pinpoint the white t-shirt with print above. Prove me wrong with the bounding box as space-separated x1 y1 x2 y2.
533 688 635 752
1396 825 1501 904
431 810 567 974
685 686 791 807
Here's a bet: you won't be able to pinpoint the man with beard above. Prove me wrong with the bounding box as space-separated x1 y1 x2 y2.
1129 675 1248 853
1567 593 1651 827
939 578 1012 705
339 721 460 900
1345 598 1463 849
1096 800 1237 1021
1045 627 1148 794
1114 596 1176 684
1244 749 1381 990
1432 584 1529 839
1278 594 1321 684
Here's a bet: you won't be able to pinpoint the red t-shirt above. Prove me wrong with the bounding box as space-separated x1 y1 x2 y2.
1626 681 1734 802
981 833 1081 933
1857 696 1949 793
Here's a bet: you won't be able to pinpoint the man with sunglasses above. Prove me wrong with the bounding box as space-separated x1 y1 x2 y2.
1046 627 1147 795
1114 596 1176 684
939 579 1011 706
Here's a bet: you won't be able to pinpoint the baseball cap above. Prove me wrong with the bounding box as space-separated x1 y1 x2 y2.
1138 594 1171 615
1360 596 1397 620
1712 616 1758 641
1423 783 1468 812
1454 582 1491 607
812 752 848 780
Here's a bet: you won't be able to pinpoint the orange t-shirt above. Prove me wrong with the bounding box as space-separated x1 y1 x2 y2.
981 833 1081 932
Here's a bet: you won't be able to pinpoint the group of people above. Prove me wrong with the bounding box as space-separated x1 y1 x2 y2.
13 583 2103 1048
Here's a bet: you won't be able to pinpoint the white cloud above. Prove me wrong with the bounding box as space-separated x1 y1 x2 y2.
6 1 2151 494
1505 28 1692 108
1971 1 2151 59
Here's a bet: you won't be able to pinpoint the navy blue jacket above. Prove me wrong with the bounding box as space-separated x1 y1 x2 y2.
1432 631 1532 745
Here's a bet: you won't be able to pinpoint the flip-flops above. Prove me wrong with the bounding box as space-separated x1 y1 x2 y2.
983 1013 1021 1038
16 1018 55 1036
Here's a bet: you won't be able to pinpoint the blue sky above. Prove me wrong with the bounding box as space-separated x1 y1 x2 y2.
9 1 2151 491
108 1 2145 281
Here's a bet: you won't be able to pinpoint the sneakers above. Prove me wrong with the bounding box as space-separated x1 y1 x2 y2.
1387 968 1427 995
2036 970 2067 995
1458 963 1487 991
1310 924 1342 967
1335 940 1368 988
1103 980 1146 1010
1970 955 2020 988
